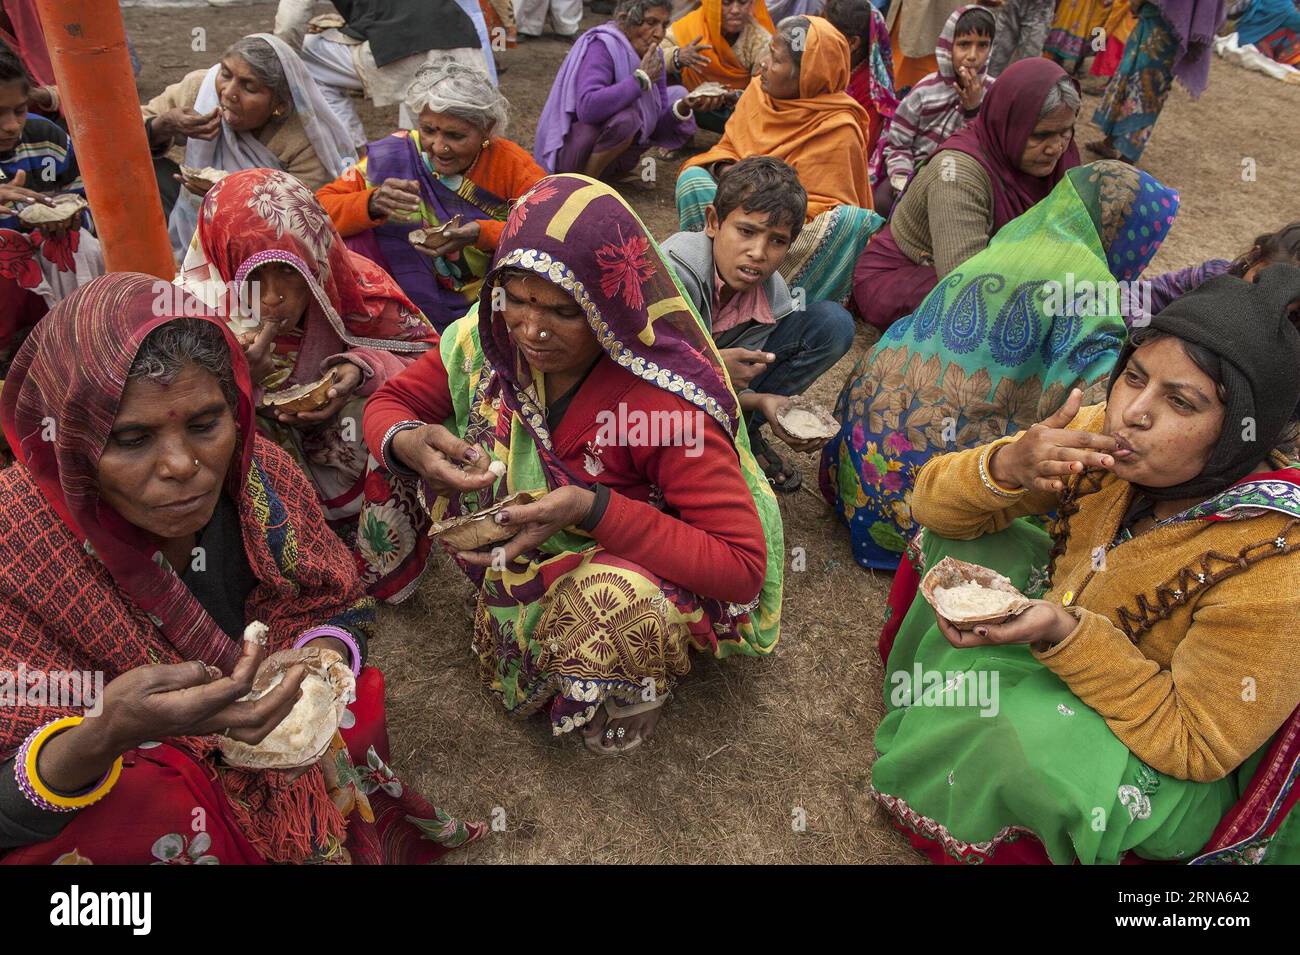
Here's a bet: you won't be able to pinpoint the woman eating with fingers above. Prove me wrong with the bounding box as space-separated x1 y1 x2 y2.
0 273 481 864
660 0 776 132
534 0 701 183
317 59 545 333
177 168 437 539
142 34 356 258
823 159 1179 572
360 174 783 754
870 266 1300 864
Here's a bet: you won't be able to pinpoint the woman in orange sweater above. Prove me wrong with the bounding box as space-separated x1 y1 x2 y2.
317 59 544 333
871 266 1300 864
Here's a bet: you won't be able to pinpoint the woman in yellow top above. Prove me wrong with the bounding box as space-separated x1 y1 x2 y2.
661 0 775 131
871 266 1300 865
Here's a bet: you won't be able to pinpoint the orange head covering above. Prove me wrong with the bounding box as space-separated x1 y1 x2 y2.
670 0 776 89
681 15 874 217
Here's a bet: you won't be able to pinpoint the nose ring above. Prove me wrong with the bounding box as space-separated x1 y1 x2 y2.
538 330 550 340
1139 413 1151 427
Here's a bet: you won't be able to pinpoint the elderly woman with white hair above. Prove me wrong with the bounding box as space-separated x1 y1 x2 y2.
317 60 544 332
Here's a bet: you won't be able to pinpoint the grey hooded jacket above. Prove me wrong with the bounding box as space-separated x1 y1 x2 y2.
661 230 796 353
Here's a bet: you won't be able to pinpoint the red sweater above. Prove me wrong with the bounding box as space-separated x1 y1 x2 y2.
363 348 768 604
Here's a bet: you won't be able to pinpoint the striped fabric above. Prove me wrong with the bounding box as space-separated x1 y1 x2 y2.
0 117 85 231
880 5 994 186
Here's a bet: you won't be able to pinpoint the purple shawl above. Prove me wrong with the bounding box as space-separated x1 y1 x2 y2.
533 23 661 173
1152 0 1228 98
343 133 505 332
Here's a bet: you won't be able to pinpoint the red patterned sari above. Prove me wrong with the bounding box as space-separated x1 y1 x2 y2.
0 273 483 864
177 168 438 534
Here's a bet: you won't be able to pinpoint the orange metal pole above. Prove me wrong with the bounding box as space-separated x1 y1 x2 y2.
34 0 174 278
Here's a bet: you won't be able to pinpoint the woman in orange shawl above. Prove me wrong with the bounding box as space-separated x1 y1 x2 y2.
662 0 775 130
676 14 883 304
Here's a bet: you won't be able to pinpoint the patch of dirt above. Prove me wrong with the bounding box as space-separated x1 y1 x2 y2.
126 2 1300 862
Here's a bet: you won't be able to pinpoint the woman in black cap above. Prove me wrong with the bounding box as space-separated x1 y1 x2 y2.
869 265 1300 864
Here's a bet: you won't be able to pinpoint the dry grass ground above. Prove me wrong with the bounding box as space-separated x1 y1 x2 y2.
127 2 1300 862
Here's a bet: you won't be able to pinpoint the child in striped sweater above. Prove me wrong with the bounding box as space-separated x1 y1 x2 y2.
878 5 995 199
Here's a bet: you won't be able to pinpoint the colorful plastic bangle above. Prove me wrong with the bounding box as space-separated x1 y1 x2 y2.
294 625 362 676
16 717 123 812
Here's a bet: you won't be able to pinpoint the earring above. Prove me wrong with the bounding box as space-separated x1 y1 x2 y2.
481 139 490 150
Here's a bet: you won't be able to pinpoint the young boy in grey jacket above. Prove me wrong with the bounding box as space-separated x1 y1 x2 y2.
662 156 855 492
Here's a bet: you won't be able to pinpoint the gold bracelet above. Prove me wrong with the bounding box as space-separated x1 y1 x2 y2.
21 717 124 811
978 441 1027 499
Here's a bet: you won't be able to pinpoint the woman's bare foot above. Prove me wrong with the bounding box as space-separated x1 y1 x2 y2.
581 697 666 755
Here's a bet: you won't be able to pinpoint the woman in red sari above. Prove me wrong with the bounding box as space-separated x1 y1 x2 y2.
177 168 438 538
0 273 483 863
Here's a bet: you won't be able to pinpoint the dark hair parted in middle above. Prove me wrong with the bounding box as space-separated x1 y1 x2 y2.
712 156 808 239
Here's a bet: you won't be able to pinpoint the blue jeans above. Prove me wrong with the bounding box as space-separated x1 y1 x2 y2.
746 299 855 434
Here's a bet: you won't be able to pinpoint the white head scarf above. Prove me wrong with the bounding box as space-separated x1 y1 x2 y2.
167 33 357 258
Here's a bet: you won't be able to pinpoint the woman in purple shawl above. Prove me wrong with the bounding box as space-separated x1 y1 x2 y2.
852 57 1082 329
1086 0 1226 163
534 0 714 181
317 60 545 333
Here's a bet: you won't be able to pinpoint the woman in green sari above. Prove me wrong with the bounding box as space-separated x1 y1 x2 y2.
360 174 783 753
873 266 1300 864
821 160 1179 571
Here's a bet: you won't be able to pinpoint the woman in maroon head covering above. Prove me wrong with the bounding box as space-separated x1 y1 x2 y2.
851 56 1082 330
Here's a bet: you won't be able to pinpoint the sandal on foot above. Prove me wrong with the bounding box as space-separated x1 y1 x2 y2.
751 433 803 493
583 694 668 756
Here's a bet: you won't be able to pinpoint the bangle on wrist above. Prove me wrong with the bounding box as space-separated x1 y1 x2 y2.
381 420 424 477
295 625 363 676
16 717 123 812
978 441 1026 499
578 483 610 533
634 69 651 91
672 98 692 121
